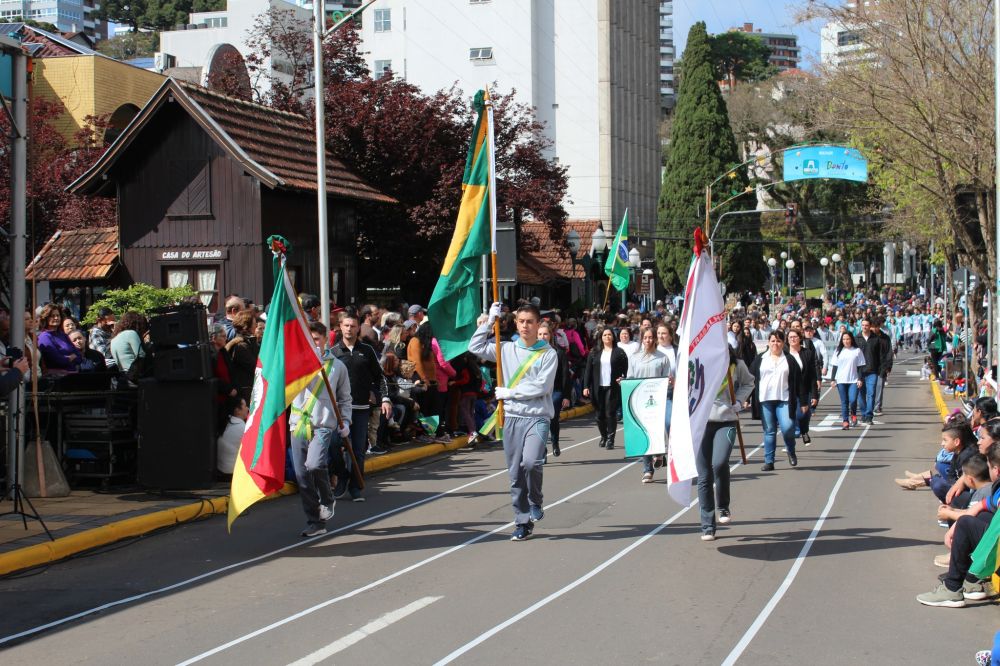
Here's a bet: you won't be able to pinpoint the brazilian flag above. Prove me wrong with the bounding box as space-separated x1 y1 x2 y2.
604 209 631 291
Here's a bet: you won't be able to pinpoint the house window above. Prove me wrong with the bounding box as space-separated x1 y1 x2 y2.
163 267 220 311
373 59 392 78
469 47 493 61
374 8 391 32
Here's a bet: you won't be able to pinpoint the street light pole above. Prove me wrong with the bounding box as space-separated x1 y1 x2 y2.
820 256 829 299
832 252 842 299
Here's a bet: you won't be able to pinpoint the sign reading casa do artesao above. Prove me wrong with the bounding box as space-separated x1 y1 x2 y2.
159 248 228 261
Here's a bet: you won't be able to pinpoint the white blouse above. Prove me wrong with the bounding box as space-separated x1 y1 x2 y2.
758 353 790 402
832 346 866 384
600 349 612 386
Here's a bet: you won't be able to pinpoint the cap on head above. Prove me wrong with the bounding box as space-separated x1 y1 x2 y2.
407 304 425 316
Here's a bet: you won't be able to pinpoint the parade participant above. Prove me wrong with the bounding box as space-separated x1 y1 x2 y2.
538 323 571 457
583 328 628 450
830 330 866 429
856 318 886 425
625 327 670 483
618 326 639 358
871 318 893 417
289 321 352 537
469 302 558 541
749 330 809 471
786 329 818 444
697 346 754 540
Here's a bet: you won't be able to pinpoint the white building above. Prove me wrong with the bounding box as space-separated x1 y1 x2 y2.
0 0 107 40
359 0 661 236
820 1 873 68
158 0 312 96
658 0 674 113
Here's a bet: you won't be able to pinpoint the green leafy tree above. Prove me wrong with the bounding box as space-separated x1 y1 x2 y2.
708 31 775 91
97 0 224 32
96 31 158 60
81 284 196 325
656 22 762 293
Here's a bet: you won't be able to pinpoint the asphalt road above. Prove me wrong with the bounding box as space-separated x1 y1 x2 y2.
1 361 996 665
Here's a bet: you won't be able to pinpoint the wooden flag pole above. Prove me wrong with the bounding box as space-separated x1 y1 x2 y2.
491 251 505 433
484 86 504 434
602 274 614 311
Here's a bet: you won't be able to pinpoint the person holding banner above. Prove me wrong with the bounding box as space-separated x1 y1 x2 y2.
625 327 671 483
583 328 629 450
469 302 558 542
696 347 754 540
749 330 811 471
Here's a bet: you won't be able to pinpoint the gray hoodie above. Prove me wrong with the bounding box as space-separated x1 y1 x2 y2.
289 355 353 432
708 358 755 422
627 349 670 379
469 322 558 419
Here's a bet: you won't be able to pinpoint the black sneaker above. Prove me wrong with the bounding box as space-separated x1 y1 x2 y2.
301 525 327 538
552 443 561 457
333 479 348 499
511 523 534 541
368 445 389 455
761 462 775 472
787 451 798 467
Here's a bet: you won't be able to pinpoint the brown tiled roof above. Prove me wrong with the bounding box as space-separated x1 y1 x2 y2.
0 23 97 58
517 253 561 286
25 227 119 281
68 79 395 205
519 219 602 281
177 82 394 202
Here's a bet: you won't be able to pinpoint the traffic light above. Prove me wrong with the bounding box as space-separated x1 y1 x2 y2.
784 202 798 226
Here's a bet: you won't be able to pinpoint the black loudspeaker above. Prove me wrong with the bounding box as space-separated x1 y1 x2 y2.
137 378 218 490
150 305 209 347
153 345 212 381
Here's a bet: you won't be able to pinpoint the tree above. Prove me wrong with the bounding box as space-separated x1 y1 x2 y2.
81 284 196 325
805 0 995 291
212 19 567 300
96 31 158 61
97 0 224 33
656 22 762 293
708 31 775 91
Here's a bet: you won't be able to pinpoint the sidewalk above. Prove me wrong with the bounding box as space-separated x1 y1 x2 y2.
0 403 593 576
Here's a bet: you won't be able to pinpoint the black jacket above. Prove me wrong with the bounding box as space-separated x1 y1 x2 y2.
790 346 819 402
583 346 629 405
857 332 888 376
552 345 573 399
330 338 388 410
748 351 811 421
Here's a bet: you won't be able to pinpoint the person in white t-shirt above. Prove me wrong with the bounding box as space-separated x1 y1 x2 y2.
830 331 866 430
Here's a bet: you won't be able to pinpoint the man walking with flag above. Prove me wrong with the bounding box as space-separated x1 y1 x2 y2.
289 321 353 537
469 302 558 541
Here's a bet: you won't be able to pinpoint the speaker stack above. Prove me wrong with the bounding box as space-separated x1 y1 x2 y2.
138 304 217 489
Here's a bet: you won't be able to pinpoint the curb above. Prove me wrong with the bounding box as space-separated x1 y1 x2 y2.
0 404 594 576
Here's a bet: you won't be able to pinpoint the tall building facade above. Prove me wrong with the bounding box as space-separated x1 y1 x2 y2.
820 2 873 68
658 0 674 113
359 0 661 236
0 0 108 40
730 22 800 71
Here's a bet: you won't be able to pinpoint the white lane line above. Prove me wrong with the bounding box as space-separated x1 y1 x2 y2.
0 429 609 647
176 454 637 665
433 443 765 666
720 425 870 666
286 596 442 666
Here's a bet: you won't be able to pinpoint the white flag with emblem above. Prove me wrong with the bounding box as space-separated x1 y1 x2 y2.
667 230 729 506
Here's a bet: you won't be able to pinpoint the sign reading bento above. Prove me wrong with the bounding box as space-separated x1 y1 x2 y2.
621 377 671 458
782 145 868 183
159 248 227 261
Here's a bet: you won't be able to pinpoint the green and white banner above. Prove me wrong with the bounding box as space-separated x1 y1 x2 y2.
621 377 671 458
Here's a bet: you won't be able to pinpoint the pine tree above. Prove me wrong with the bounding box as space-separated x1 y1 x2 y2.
655 22 763 293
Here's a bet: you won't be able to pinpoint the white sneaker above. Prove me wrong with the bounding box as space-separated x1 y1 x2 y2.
641 472 653 484
701 533 716 541
319 501 335 522
718 508 732 525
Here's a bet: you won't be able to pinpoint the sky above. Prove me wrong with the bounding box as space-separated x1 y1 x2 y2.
673 0 827 70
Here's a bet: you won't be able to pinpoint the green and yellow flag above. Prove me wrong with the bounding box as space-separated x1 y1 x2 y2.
604 209 631 291
427 89 493 360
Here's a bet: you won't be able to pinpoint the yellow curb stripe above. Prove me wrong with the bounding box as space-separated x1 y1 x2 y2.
0 406 595 576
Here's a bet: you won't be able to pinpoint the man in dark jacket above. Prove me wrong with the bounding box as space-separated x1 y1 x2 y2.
329 313 391 502
872 318 893 417
856 317 887 424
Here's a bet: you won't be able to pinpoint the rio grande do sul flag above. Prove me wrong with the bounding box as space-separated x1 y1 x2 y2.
667 229 729 506
228 236 322 529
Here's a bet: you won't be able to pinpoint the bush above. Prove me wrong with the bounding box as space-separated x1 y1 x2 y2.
81 283 197 325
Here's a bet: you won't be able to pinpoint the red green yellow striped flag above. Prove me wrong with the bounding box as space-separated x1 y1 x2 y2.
228 236 322 529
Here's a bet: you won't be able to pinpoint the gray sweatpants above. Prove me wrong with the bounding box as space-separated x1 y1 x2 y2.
290 428 334 529
503 415 549 526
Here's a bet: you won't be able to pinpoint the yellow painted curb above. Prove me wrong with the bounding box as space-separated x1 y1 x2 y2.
0 405 595 576
929 379 950 421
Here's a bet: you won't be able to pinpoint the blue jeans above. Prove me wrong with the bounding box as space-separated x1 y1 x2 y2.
760 400 795 464
873 375 885 413
857 373 878 420
836 383 859 422
696 421 736 534
345 408 370 496
794 398 812 435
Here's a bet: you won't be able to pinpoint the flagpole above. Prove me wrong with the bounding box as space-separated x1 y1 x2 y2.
484 87 504 432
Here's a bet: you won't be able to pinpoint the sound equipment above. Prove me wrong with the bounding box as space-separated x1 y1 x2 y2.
149 304 209 348
153 345 211 382
137 378 218 490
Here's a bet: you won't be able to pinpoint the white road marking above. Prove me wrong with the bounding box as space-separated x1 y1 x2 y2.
432 443 765 665
720 425 870 666
175 448 637 665
286 596 442 666
811 414 841 432
0 428 611 647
